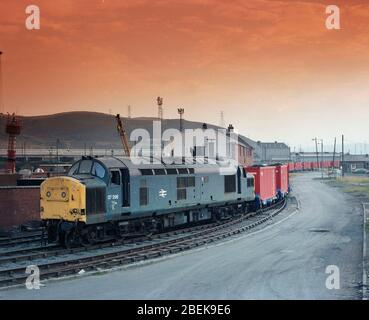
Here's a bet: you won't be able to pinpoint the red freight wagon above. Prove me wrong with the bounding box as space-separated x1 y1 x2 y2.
288 162 295 172
303 162 311 171
294 162 303 171
246 166 276 207
275 164 289 197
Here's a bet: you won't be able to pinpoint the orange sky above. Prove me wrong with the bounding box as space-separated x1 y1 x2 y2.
1 0 369 148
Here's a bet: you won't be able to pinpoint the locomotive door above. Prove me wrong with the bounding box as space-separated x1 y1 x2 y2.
237 167 241 194
199 175 207 202
121 168 130 207
108 169 122 216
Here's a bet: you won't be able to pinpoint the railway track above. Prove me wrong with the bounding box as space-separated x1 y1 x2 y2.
0 197 293 289
0 232 44 248
0 220 233 265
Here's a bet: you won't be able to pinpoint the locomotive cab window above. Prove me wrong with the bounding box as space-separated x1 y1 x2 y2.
68 162 79 175
92 162 106 179
110 170 121 185
79 160 93 174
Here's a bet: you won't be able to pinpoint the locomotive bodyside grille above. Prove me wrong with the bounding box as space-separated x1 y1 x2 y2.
86 186 106 214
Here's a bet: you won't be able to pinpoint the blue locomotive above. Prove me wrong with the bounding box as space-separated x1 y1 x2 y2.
41 156 255 247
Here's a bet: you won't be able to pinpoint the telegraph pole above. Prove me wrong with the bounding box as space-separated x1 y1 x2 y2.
332 137 336 169
320 139 324 179
342 134 345 177
157 97 163 121
127 105 131 119
178 108 184 132
312 138 319 170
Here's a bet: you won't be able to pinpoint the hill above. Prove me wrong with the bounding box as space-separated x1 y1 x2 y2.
0 112 256 150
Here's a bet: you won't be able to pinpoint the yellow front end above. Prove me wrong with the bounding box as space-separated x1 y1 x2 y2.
40 176 87 223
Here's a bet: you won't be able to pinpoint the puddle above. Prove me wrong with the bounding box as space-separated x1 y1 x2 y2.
309 228 330 233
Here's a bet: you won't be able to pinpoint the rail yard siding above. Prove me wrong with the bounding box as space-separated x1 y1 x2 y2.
0 187 40 230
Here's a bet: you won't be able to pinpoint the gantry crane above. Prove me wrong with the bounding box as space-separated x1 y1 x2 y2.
116 114 131 157
5 113 21 173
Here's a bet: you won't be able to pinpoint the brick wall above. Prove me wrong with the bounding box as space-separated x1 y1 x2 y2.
0 186 40 231
0 174 21 186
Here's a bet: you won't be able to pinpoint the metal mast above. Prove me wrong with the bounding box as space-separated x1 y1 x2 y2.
332 137 336 169
5 113 21 173
127 105 131 119
312 137 319 170
116 114 131 157
157 97 163 120
177 108 184 132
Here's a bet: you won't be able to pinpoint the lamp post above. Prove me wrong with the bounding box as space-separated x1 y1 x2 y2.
177 108 184 132
319 139 324 179
312 138 319 171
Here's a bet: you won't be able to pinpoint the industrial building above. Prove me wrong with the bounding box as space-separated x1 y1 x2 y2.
248 141 291 164
340 154 369 173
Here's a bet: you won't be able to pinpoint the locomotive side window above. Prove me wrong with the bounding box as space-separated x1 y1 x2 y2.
79 160 93 174
224 174 236 193
110 170 121 185
92 162 106 179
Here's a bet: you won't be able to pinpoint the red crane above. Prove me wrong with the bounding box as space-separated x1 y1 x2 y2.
116 114 130 157
5 113 21 173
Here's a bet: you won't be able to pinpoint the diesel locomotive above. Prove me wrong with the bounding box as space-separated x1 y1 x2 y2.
41 156 256 247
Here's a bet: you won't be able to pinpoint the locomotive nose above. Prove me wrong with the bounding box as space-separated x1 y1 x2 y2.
40 176 86 223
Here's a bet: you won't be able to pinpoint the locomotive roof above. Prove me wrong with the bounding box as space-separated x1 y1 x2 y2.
83 156 240 175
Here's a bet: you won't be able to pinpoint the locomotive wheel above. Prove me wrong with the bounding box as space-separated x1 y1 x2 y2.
86 229 98 245
64 230 79 248
80 229 91 247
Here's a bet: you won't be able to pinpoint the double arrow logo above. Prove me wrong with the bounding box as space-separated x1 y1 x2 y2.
159 189 167 198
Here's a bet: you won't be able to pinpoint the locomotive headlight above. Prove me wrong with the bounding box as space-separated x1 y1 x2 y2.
61 192 67 198
46 191 51 198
